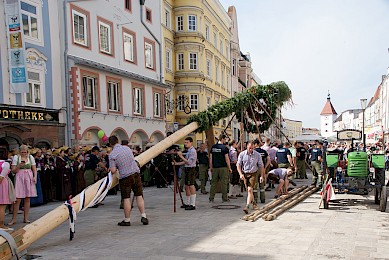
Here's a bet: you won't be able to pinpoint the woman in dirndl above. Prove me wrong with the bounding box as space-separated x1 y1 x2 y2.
8 145 37 225
0 151 15 231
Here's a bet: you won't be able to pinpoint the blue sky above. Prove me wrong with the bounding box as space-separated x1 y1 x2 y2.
219 0 389 128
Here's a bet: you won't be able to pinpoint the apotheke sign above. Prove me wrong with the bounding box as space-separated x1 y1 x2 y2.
0 106 59 122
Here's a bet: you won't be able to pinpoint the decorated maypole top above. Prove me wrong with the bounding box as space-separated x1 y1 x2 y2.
187 81 292 133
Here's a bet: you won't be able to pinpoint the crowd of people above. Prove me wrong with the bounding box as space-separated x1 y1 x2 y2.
1 135 389 230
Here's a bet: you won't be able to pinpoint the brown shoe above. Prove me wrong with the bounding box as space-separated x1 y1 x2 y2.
253 204 259 210
243 207 249 214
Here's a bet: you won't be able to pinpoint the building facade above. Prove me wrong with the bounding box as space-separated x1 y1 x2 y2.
62 0 167 148
284 118 302 140
0 0 66 151
162 0 232 146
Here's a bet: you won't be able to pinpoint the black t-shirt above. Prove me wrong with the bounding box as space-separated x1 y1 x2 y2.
254 147 268 165
211 143 229 168
296 147 307 160
85 153 99 170
310 148 322 161
197 151 209 165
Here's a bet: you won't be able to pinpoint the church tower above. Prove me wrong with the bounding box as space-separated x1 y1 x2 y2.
320 93 337 138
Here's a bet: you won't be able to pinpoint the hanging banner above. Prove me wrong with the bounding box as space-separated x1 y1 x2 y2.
4 0 28 93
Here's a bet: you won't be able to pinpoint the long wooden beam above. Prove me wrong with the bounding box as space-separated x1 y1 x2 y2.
0 122 199 260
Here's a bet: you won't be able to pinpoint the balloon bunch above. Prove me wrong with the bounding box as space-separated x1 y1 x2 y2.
98 130 109 143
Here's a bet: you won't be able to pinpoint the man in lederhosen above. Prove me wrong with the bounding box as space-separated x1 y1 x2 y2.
237 140 265 214
173 137 197 210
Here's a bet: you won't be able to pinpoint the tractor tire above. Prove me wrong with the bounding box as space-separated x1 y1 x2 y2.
380 186 387 212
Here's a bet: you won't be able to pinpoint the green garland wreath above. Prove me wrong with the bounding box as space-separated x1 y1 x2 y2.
187 81 292 133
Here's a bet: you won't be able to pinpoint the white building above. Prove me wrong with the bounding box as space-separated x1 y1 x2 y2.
320 94 337 138
61 0 167 148
333 109 362 132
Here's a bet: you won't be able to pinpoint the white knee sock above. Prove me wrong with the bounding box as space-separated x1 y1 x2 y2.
186 196 190 205
190 194 196 206
228 184 234 196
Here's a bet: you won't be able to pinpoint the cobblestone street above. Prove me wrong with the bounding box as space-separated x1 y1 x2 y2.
9 171 388 260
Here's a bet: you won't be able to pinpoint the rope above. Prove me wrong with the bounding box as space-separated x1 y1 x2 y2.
64 196 77 241
62 172 113 241
0 230 19 259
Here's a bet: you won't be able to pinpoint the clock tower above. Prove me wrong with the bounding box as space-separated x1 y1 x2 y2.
320 93 338 138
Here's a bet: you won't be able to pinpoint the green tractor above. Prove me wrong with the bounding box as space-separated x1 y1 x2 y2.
323 129 387 212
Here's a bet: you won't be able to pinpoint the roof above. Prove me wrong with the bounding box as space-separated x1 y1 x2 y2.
320 95 337 115
367 84 381 107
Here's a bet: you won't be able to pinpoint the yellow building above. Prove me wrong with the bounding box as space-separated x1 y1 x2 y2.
162 0 232 146
284 118 303 141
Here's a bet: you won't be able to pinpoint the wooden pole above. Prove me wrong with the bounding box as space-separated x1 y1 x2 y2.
0 122 199 260
263 186 318 221
242 186 306 221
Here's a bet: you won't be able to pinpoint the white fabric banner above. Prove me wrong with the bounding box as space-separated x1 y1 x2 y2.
4 0 28 93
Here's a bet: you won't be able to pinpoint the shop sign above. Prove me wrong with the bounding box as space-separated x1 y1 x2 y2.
0 106 59 122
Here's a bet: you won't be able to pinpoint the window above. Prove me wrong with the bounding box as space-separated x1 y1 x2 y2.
206 97 211 108
215 62 219 83
146 8 152 23
222 120 226 127
189 53 197 70
213 31 217 47
177 94 185 111
232 59 236 76
71 6 89 47
133 87 143 115
108 81 120 112
21 1 40 41
164 9 171 29
220 39 223 55
176 16 183 31
225 41 229 59
125 0 131 11
26 71 41 105
144 39 155 69
123 30 136 63
221 67 225 87
205 24 210 40
227 73 230 91
188 15 196 31
82 76 97 109
177 53 184 70
166 49 172 71
190 94 198 111
154 92 162 117
206 59 211 78
98 20 112 54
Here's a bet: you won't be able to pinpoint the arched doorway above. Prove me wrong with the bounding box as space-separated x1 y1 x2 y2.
129 130 149 151
110 128 129 145
80 128 100 146
148 131 165 147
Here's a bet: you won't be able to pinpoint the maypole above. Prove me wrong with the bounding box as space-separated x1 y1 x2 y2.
0 82 292 260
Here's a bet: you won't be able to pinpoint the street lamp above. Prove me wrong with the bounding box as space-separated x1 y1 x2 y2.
360 98 367 151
